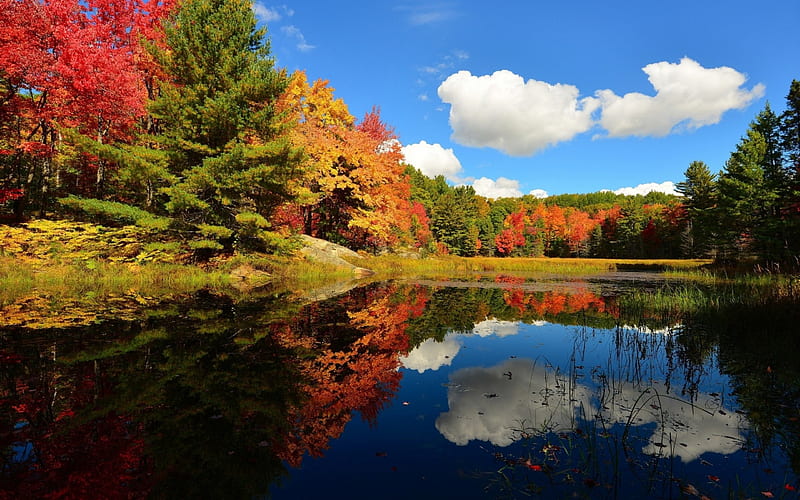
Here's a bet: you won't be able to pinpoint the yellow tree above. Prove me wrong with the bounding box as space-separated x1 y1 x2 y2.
276 71 412 249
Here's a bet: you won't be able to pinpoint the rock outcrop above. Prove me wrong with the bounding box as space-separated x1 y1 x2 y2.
296 234 374 277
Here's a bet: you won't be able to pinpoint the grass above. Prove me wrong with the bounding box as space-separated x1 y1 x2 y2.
618 271 800 327
0 256 231 306
360 255 711 281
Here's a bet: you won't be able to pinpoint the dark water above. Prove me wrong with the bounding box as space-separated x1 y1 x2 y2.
1 276 799 499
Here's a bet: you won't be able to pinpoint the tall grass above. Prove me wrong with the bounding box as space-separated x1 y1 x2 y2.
361 255 710 281
0 256 230 305
619 272 800 326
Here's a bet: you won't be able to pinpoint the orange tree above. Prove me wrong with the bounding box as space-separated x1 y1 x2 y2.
275 71 413 250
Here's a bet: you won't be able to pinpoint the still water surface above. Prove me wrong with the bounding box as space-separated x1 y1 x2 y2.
1 275 798 499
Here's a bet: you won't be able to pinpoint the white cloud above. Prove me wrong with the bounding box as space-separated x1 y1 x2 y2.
437 70 600 156
471 178 523 199
529 189 549 199
597 57 765 137
612 181 678 196
400 337 461 373
396 5 459 26
252 3 293 22
401 140 463 181
417 51 471 82
281 25 315 52
252 3 280 22
435 59 763 157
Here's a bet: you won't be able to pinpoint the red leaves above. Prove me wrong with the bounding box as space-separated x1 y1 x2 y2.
0 0 171 142
495 207 527 255
0 188 23 204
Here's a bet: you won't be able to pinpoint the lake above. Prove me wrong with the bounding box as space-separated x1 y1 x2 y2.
1 273 798 499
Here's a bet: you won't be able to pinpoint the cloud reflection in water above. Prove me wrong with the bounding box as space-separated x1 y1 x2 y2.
435 356 746 462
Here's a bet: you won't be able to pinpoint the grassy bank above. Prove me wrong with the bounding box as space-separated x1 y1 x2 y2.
0 256 231 305
360 254 711 281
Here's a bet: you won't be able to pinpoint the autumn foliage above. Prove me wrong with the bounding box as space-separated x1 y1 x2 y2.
275 72 414 249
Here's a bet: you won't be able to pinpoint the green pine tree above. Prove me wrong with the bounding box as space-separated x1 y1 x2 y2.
676 161 717 258
716 128 768 260
151 0 302 227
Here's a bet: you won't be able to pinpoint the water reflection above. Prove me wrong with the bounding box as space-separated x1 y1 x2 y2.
0 279 798 498
436 356 746 462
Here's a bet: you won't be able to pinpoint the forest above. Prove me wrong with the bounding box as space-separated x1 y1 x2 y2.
1 0 799 264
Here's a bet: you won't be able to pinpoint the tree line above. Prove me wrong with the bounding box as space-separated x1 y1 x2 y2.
1 0 798 262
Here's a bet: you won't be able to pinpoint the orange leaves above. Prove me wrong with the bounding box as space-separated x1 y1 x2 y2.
495 204 600 257
276 71 413 249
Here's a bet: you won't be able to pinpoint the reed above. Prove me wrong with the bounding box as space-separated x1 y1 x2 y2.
618 272 800 326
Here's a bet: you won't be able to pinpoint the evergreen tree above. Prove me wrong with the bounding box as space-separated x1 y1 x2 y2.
781 80 800 175
676 161 717 257
151 0 301 227
778 79 800 256
716 129 768 259
754 103 787 192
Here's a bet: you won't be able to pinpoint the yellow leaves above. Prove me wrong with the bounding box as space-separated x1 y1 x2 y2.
282 71 355 129
0 219 152 264
275 71 414 247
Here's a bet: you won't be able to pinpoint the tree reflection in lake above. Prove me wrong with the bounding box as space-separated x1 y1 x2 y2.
0 278 798 499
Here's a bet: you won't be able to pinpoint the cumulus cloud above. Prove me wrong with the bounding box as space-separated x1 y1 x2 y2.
437 70 600 156
401 140 463 180
597 57 764 137
281 25 315 52
435 59 763 157
471 177 523 199
611 181 678 196
529 189 549 199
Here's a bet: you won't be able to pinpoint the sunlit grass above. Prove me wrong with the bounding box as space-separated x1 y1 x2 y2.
361 255 711 281
271 255 357 287
0 256 230 305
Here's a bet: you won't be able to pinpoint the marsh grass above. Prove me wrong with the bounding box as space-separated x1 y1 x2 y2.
273 256 356 287
619 271 800 327
361 255 710 281
0 256 230 305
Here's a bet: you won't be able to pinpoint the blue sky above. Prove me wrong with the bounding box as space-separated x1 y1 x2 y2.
253 0 799 199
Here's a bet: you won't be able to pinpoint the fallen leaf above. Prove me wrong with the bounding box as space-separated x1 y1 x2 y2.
762 492 774 498
707 475 720 482
785 484 797 491
680 483 700 496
